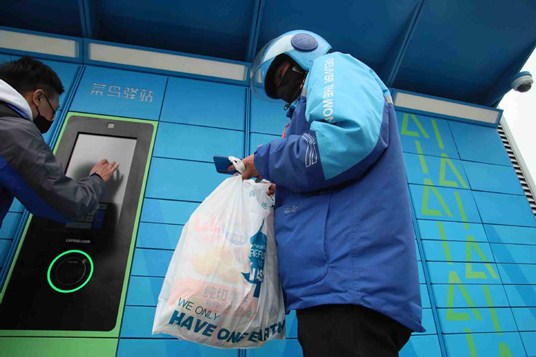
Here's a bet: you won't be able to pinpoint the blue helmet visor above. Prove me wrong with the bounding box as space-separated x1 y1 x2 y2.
250 34 296 99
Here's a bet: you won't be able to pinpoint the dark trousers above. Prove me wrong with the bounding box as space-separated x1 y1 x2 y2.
297 304 412 357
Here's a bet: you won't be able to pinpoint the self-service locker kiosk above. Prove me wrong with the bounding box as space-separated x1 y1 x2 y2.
0 114 156 333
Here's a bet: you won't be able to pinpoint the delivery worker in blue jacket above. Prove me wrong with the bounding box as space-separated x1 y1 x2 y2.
240 30 424 356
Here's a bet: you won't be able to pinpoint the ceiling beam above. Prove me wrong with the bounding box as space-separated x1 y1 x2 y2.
78 0 97 39
246 0 265 63
379 0 425 87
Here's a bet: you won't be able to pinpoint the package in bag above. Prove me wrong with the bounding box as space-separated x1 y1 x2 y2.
153 175 286 348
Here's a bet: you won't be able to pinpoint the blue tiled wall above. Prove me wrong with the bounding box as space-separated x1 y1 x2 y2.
398 109 535 357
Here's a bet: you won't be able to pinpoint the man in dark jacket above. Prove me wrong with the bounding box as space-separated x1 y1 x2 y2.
0 57 118 227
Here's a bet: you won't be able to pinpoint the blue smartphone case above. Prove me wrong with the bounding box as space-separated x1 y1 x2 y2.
213 156 237 174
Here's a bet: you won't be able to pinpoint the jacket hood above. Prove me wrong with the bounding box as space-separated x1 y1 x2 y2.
0 79 33 120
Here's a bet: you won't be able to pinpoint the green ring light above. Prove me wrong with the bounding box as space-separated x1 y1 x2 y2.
47 250 94 293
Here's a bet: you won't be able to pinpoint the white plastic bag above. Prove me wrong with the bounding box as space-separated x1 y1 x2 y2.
153 175 286 348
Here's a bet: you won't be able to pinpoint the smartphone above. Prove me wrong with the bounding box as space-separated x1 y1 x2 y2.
213 156 237 174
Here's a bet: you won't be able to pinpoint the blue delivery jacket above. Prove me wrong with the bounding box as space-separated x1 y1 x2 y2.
254 52 424 332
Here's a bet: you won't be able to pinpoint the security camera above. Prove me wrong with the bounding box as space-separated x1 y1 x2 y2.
511 71 533 93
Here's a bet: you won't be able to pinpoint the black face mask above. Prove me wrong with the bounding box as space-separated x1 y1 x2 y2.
34 108 53 134
276 65 306 104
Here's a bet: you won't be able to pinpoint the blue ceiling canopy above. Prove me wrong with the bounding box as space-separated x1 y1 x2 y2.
1 0 534 106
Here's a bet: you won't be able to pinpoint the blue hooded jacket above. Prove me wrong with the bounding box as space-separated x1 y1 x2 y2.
254 52 424 332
